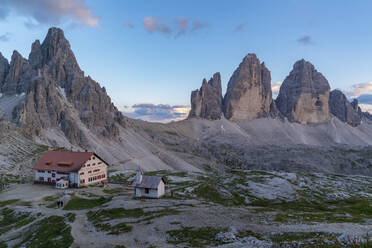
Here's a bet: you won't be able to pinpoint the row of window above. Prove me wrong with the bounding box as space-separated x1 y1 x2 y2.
38 170 69 175
81 168 101 175
82 161 102 168
38 177 55 183
87 174 106 182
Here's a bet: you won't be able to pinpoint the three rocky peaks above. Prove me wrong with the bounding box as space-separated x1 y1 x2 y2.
189 54 365 126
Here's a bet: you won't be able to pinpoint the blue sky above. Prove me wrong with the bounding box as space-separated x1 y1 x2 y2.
1 0 372 121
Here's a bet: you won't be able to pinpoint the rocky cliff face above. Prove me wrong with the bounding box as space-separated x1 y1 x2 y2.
0 27 127 147
2 51 33 95
188 73 223 120
223 54 274 120
0 53 9 90
329 90 361 126
276 59 330 124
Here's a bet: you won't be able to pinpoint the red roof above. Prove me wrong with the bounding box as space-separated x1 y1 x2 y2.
33 151 102 172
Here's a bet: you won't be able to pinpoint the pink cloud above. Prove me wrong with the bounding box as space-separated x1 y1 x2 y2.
1 0 99 27
143 16 208 37
175 17 189 37
143 16 171 34
123 20 134 28
191 20 209 32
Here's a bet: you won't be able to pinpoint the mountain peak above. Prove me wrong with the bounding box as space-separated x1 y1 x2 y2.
34 26 82 78
224 53 273 120
44 27 68 44
293 59 315 71
11 50 24 60
276 60 330 124
242 53 258 60
188 72 223 120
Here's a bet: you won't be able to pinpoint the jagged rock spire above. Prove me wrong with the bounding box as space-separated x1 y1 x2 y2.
2 50 32 95
189 72 223 120
0 52 9 91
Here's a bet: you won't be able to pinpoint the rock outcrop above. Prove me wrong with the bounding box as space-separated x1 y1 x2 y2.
276 59 330 124
0 53 9 90
0 27 127 147
223 54 274 120
329 90 361 126
2 51 33 95
188 73 223 120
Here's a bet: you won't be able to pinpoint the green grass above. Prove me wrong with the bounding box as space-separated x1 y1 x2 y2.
270 232 328 243
253 197 372 224
170 221 181 225
64 213 76 222
103 188 123 194
193 184 226 204
14 215 73 248
166 226 226 247
17 201 33 207
0 199 19 207
268 232 351 247
0 208 36 235
87 207 180 235
107 222 133 235
63 196 112 210
0 241 7 248
43 195 58 202
87 208 145 221
144 170 167 176
108 173 135 184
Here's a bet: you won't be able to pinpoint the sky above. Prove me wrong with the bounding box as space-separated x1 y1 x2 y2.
1 0 372 122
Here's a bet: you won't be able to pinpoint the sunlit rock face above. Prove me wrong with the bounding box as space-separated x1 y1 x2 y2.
276 59 331 124
223 54 274 121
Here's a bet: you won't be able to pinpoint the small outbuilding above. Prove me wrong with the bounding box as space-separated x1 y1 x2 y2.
56 179 69 189
133 168 165 198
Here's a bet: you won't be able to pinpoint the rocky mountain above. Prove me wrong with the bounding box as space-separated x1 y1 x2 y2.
188 72 223 120
3 27 372 177
329 90 362 126
0 28 126 145
0 27 204 172
223 54 274 120
276 59 331 124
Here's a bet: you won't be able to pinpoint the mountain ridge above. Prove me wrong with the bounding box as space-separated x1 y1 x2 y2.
2 27 372 176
